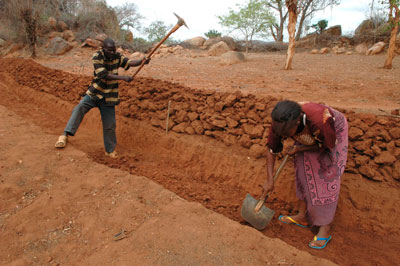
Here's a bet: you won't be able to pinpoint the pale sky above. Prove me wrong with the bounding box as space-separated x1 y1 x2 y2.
107 0 373 41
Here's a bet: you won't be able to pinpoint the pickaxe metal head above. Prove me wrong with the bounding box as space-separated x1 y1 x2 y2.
174 12 189 29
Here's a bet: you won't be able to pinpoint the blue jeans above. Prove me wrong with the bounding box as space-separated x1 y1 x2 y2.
64 95 116 153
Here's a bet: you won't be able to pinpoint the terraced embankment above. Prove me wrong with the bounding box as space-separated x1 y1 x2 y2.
0 58 399 265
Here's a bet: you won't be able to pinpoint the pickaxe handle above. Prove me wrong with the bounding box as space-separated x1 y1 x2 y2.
131 23 182 78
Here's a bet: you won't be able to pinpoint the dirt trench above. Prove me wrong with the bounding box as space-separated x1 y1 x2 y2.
0 58 399 265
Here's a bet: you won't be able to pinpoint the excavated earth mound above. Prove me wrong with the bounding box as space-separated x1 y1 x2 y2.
0 58 399 265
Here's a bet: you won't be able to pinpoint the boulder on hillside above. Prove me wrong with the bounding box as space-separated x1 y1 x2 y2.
48 17 57 30
366 41 385 55
355 20 375 35
340 37 352 46
355 43 368 54
297 25 343 48
57 20 68 31
208 41 231 56
373 22 392 37
0 38 5 47
48 31 63 40
62 30 75 42
46 37 73 55
203 36 238 50
183 37 206 48
82 38 102 48
95 33 107 42
323 25 342 36
333 46 346 54
219 51 245 65
320 47 330 54
238 40 288 52
353 20 391 45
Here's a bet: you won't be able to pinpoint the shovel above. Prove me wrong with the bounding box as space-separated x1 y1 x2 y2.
241 154 289 230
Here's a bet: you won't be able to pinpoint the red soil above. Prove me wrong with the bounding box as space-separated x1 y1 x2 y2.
0 48 399 265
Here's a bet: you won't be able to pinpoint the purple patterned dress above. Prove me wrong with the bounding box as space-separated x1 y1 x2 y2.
268 103 348 226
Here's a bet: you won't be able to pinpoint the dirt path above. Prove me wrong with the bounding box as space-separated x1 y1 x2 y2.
0 53 399 265
36 48 400 115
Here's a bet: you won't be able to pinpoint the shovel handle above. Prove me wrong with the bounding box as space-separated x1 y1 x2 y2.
254 154 289 212
254 199 265 212
273 154 289 181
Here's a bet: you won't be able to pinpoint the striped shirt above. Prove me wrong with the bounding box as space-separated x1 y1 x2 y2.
86 50 132 106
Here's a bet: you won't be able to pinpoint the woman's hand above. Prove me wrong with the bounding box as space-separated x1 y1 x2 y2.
263 178 274 194
287 145 300 155
288 144 320 155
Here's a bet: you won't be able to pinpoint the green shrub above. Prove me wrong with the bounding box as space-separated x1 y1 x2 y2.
204 29 221 38
311 19 328 34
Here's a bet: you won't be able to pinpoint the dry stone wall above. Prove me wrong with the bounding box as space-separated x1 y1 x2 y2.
118 78 400 183
346 113 400 182
2 57 398 183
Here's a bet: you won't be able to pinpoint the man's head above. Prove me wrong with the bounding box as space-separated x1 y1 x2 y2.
102 38 116 59
271 100 302 137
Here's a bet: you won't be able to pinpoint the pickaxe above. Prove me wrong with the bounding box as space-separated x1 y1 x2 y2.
132 13 188 78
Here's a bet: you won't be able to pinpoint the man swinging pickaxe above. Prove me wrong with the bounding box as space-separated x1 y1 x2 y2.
132 13 189 78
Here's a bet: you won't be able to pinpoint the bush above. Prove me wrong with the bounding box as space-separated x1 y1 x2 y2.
204 29 222 38
131 37 152 53
311 19 328 34
75 1 120 41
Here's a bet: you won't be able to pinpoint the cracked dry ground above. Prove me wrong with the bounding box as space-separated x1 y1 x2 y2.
0 51 399 266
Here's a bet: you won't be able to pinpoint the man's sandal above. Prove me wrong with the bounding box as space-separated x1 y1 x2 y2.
278 215 308 228
55 135 68 148
308 235 332 249
105 151 118 158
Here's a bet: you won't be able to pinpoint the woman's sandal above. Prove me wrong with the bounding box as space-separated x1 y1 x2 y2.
278 215 308 228
55 135 68 148
308 235 332 249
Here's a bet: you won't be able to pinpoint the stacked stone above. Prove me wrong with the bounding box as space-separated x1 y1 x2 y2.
346 112 400 182
119 78 278 159
119 78 400 182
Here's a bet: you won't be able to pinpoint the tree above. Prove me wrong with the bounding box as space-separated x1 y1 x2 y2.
204 29 222 38
368 0 387 28
1 0 40 58
218 0 275 53
144 20 171 43
20 5 38 58
285 0 298 70
295 0 340 40
265 0 288 42
384 0 400 69
56 0 81 15
113 2 143 31
311 19 328 34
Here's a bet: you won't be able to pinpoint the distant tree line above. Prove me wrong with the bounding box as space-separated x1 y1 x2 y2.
0 0 181 56
216 0 399 69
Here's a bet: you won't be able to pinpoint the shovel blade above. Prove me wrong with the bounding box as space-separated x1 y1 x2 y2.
241 193 275 230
